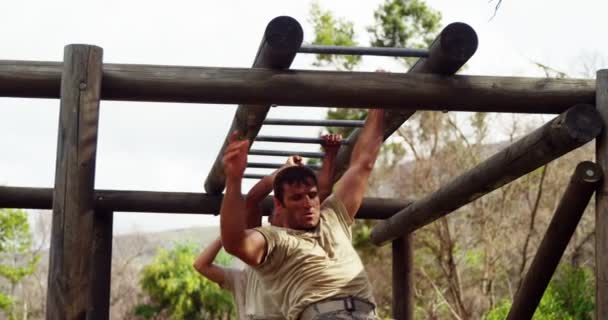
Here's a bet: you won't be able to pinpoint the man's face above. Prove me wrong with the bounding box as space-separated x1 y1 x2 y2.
275 179 321 230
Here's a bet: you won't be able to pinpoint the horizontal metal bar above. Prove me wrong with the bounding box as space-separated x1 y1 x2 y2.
247 162 321 170
263 119 365 127
255 135 349 145
299 45 430 58
247 162 282 169
249 149 324 158
244 173 267 179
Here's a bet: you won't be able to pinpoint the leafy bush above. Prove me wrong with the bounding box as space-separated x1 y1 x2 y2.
137 243 235 319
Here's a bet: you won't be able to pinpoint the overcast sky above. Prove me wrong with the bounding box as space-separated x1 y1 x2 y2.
1 0 606 235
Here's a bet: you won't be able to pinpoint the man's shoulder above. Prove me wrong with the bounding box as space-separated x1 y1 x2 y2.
321 194 351 225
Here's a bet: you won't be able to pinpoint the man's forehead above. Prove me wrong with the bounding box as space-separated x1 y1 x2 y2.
283 181 317 192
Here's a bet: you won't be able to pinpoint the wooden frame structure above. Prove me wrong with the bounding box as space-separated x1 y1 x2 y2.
0 16 605 320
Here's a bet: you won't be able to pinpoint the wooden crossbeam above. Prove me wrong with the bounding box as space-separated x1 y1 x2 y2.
0 186 411 220
370 104 603 245
0 62 594 113
204 16 303 194
330 21 478 192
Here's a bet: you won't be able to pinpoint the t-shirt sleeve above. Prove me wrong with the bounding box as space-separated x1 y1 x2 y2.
252 226 287 274
321 195 352 236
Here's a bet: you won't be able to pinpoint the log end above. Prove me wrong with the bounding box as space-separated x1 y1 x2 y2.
264 16 304 53
436 22 478 74
562 104 603 143
574 161 603 184
204 172 226 195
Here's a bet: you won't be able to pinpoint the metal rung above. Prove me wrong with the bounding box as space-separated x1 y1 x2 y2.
244 173 267 179
247 162 321 170
249 149 324 158
255 135 349 145
298 45 429 58
263 119 364 127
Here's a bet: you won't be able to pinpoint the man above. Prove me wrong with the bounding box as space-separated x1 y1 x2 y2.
193 134 342 320
220 109 384 320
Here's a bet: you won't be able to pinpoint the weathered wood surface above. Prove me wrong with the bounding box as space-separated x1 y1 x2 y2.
371 104 603 245
204 16 303 194
0 187 411 220
0 61 595 113
392 235 414 320
331 22 478 182
596 69 608 320
507 161 601 320
46 45 103 320
87 210 113 320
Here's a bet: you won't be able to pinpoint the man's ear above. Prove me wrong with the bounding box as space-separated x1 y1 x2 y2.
273 196 284 210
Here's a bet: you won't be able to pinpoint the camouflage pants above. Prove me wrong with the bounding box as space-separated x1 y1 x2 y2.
310 310 378 320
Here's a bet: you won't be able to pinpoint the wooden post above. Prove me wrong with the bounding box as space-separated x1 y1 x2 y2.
87 210 113 320
204 16 303 194
46 44 103 320
392 235 414 320
0 186 410 219
371 104 603 245
507 161 602 320
596 69 608 319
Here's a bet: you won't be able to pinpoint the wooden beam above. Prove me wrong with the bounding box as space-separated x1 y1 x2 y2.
596 69 608 320
0 61 594 114
203 16 303 194
392 235 414 320
371 104 603 245
507 161 602 320
331 22 478 183
87 210 113 320
0 186 411 220
46 45 103 320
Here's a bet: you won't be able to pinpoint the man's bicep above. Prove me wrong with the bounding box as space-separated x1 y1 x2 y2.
238 229 268 266
334 164 369 219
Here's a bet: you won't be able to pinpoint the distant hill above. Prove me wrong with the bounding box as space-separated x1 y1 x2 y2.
111 225 221 266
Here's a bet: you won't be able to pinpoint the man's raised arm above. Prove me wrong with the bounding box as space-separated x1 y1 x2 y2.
220 132 267 266
318 134 342 202
334 109 385 219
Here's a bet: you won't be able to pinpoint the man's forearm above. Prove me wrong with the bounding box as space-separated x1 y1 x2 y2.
220 176 248 253
245 175 274 228
193 237 222 270
318 152 337 201
352 110 384 168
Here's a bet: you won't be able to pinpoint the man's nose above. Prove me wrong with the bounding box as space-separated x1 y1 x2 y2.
304 196 313 207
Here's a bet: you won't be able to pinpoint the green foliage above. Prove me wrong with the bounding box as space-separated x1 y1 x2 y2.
0 294 12 311
138 243 235 319
309 2 361 70
484 265 594 320
0 209 39 317
368 0 442 67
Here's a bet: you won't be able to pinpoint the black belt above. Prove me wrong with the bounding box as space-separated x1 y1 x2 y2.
299 296 376 320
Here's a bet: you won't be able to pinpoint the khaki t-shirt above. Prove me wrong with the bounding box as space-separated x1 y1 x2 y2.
223 267 285 320
254 195 376 320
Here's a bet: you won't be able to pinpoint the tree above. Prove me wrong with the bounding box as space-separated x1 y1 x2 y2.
0 208 40 319
484 265 594 320
136 243 235 319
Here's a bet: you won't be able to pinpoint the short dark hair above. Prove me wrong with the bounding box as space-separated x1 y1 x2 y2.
273 166 318 204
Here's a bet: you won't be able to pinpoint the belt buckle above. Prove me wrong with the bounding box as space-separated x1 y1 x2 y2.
343 296 355 312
